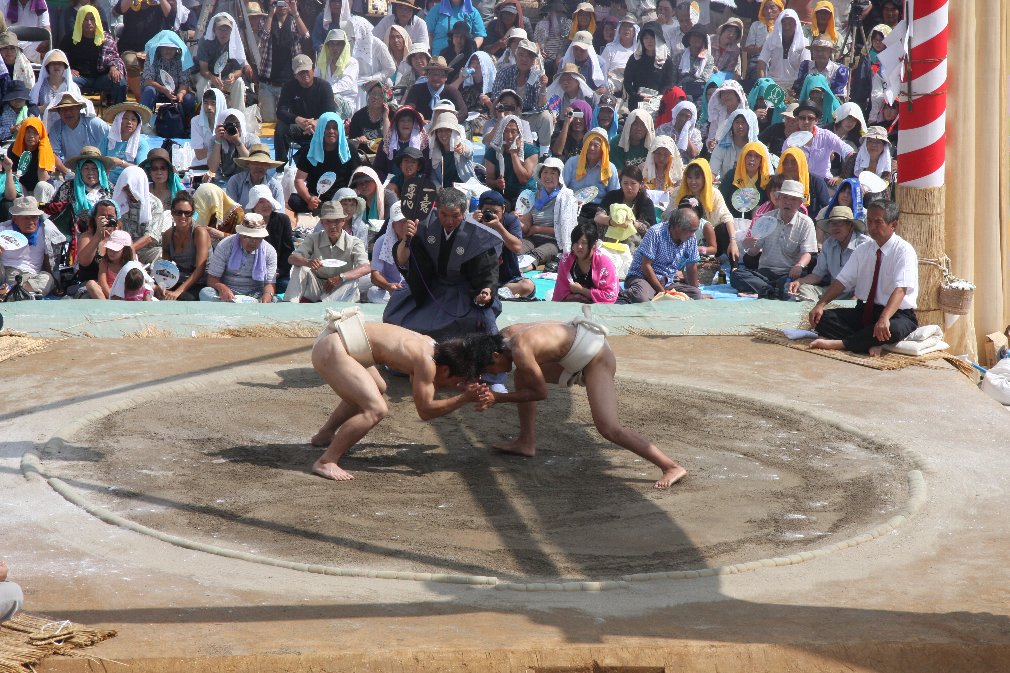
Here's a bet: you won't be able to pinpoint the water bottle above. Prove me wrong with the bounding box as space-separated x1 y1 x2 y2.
463 67 476 77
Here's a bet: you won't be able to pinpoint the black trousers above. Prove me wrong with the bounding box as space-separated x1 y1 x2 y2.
815 302 919 354
273 121 311 165
729 267 790 299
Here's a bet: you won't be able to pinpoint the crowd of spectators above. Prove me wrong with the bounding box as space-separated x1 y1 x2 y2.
0 0 909 330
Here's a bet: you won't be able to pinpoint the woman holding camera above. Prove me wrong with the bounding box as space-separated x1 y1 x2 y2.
550 100 591 162
74 198 120 289
0 153 21 221
207 108 256 186
452 51 496 136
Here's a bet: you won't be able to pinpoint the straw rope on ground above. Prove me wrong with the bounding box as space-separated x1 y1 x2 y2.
0 613 116 673
0 334 56 364
750 328 952 371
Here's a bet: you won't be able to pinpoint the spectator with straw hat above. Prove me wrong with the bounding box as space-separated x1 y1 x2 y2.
226 143 285 211
403 55 468 122
200 212 278 303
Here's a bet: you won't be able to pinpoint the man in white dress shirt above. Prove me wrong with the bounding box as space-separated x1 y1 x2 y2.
809 199 919 356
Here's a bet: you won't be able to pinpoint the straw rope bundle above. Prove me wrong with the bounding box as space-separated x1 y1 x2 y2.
896 184 946 330
0 334 55 364
0 613 116 672
197 323 321 338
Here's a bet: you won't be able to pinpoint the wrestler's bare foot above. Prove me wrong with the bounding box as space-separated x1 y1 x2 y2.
655 465 688 489
810 338 845 350
868 345 884 357
493 438 537 457
309 431 333 447
312 459 354 481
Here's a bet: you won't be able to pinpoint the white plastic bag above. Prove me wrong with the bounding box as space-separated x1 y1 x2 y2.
597 242 633 280
980 358 1010 406
281 161 297 204
172 142 195 173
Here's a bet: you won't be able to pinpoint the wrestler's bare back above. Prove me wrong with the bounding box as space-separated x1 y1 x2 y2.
359 322 439 380
500 322 592 369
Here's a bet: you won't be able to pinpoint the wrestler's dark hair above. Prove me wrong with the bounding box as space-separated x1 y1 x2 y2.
434 333 508 379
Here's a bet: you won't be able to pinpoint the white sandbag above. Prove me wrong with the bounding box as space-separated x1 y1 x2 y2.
884 339 949 356
980 358 1010 406
883 325 947 355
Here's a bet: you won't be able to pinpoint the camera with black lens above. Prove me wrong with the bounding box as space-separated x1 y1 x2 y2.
481 208 496 223
495 103 505 112
848 0 869 22
105 217 118 229
224 122 239 136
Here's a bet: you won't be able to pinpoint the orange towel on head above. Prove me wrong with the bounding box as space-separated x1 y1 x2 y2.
13 118 56 173
757 0 786 29
812 1 839 43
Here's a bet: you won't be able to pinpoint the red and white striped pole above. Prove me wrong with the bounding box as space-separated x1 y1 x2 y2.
896 0 949 187
895 0 951 329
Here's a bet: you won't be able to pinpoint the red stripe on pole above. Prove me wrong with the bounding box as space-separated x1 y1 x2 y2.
897 1 948 188
901 92 946 127
897 146 943 183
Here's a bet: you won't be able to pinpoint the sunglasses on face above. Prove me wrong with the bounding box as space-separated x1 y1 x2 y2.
172 209 194 217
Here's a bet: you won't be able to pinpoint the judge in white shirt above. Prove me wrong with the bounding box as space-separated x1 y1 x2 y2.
809 199 919 356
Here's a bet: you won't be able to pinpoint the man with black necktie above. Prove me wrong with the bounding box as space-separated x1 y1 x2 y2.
808 199 919 356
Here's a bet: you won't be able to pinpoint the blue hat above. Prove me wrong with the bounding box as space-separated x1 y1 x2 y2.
478 190 506 206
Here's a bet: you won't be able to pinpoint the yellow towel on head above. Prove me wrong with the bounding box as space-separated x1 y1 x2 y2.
575 129 613 184
732 141 772 190
777 147 811 205
673 158 716 214
72 5 105 46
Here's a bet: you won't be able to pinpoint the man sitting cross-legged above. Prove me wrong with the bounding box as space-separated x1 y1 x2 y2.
809 198 919 357
442 309 688 489
310 308 493 482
